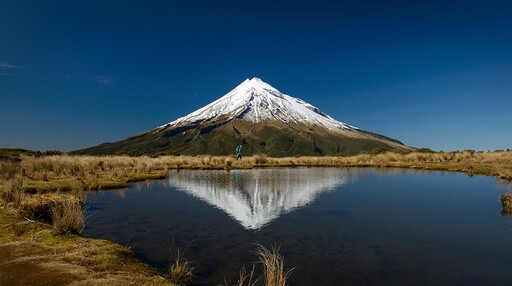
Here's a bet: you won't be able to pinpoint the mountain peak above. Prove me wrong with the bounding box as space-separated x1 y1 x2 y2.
247 76 263 82
235 77 276 93
161 78 357 131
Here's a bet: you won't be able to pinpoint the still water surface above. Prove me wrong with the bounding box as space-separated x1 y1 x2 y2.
83 168 512 285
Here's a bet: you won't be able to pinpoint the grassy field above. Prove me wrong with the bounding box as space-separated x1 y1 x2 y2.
1 150 511 285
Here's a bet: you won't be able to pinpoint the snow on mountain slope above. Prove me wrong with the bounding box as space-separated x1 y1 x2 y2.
158 77 358 131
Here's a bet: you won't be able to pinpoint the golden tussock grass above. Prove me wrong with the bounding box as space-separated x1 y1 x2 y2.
231 265 259 286
256 244 293 286
500 192 512 215
226 244 292 286
50 195 85 234
0 161 21 180
0 176 25 209
168 247 194 285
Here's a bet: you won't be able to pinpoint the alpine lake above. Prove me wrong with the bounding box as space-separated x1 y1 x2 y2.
83 168 512 286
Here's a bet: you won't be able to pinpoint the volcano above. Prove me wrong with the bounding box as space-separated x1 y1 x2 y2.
77 78 410 156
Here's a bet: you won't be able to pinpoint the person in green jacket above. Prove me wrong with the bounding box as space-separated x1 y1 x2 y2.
236 144 242 160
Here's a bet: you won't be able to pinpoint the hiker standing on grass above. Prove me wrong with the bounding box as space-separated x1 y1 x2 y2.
236 144 243 160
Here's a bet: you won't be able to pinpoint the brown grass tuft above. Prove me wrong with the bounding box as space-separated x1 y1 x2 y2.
500 192 512 215
225 245 291 286
51 196 85 234
256 244 293 286
0 161 21 180
231 265 259 286
254 155 269 165
1 176 25 208
168 247 194 285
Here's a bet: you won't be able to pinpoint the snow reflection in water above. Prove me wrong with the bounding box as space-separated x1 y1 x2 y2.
168 168 357 229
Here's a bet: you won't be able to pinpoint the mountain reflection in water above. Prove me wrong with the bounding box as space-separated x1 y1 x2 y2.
168 168 359 230
83 168 512 286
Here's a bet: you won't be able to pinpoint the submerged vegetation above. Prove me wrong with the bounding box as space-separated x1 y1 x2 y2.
0 149 511 284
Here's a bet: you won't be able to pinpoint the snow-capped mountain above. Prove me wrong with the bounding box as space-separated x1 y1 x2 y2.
76 77 410 156
159 77 356 131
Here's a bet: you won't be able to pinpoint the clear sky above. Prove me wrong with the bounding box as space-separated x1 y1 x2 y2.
1 0 511 152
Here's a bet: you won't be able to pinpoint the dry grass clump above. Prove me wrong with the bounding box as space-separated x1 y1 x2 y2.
231 265 259 286
227 244 293 286
51 195 85 234
168 248 194 285
0 176 25 209
253 155 269 165
0 161 21 179
500 192 512 215
18 155 147 182
256 244 293 286
496 167 512 181
225 157 235 170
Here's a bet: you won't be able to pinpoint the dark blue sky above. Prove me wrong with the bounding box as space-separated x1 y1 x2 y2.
1 0 511 151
